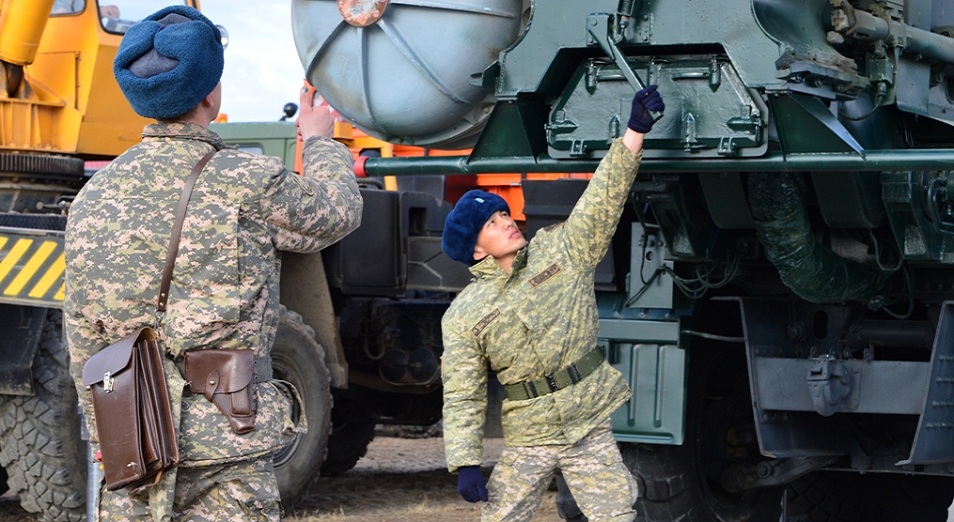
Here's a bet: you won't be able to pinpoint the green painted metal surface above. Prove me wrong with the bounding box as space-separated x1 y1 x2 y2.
210 121 298 167
598 315 684 445
291 0 954 476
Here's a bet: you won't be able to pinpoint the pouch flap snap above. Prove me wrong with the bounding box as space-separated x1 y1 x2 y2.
81 327 154 386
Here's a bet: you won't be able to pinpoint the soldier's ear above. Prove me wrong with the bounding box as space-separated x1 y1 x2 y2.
472 246 488 262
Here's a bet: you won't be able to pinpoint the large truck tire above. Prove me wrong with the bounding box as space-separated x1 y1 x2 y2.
319 391 376 477
0 310 85 522
784 471 954 521
555 338 783 521
626 345 782 522
554 472 587 522
271 307 333 510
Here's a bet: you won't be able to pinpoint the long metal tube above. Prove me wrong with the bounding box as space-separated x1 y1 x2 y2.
842 8 954 65
360 149 954 176
851 320 935 350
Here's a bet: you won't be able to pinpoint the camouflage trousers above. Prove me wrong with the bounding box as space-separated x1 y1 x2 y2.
484 420 638 522
96 456 282 521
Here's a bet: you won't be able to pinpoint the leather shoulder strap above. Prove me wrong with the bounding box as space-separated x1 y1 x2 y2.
157 149 217 314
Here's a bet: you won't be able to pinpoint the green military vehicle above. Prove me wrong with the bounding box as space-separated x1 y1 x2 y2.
6 0 954 520
289 0 954 520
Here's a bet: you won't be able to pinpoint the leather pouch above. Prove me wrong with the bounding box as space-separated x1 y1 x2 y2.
82 327 179 491
184 349 256 434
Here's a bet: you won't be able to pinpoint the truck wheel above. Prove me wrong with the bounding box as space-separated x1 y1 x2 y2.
784 471 954 521
627 347 782 522
554 472 587 522
0 310 85 522
552 351 780 521
319 391 376 476
271 308 332 510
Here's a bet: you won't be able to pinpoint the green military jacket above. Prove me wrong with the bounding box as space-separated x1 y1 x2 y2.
441 138 641 472
65 123 362 467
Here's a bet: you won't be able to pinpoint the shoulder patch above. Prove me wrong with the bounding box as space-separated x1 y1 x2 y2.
529 263 562 288
471 308 501 337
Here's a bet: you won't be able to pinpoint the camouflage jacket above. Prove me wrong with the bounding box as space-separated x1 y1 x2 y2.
65 123 362 467
441 139 640 472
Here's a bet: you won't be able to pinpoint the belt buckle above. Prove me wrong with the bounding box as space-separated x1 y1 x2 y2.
526 380 539 399
567 363 582 384
546 374 559 392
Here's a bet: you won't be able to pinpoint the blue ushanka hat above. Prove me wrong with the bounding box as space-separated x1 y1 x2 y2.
442 189 510 265
114 5 224 119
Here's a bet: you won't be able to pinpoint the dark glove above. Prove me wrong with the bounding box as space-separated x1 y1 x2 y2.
457 465 488 502
627 85 665 133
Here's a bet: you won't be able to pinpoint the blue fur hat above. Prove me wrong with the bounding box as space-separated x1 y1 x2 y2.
442 189 510 265
114 6 224 119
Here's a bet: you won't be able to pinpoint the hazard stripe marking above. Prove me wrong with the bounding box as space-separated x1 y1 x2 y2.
30 250 65 299
0 234 66 304
6 240 56 296
0 238 32 289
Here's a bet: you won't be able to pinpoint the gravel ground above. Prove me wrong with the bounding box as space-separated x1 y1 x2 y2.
0 435 951 521
0 435 562 522
287 435 562 521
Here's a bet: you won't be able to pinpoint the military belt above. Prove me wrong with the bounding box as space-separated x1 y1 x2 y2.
504 350 604 401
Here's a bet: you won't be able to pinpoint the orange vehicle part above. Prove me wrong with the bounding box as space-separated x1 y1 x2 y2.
344 125 590 221
297 83 589 222
0 0 173 157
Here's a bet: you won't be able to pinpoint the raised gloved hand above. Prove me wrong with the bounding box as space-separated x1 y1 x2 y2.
457 465 488 502
627 85 665 133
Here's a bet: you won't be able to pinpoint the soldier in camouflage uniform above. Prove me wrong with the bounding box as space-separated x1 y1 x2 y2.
440 86 665 522
64 6 362 521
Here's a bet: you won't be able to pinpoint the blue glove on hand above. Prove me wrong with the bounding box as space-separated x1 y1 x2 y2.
627 85 665 133
457 466 488 502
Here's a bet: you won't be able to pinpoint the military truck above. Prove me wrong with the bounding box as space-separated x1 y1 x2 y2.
0 0 469 517
294 0 954 520
10 0 954 520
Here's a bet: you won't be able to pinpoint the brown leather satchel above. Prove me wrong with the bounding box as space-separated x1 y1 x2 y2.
81 327 178 491
80 149 217 491
184 349 257 434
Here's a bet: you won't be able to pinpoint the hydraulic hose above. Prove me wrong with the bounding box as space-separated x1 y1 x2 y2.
747 172 896 308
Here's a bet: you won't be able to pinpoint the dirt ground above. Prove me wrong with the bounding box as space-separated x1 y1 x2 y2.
0 435 563 522
287 435 561 522
4 434 951 521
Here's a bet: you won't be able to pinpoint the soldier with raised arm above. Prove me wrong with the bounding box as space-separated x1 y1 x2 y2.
440 86 665 522
65 6 362 520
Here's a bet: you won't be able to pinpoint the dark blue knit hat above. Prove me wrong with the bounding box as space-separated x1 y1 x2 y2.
442 190 510 265
114 6 224 119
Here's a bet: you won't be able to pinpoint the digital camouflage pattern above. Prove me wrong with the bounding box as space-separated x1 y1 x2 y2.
441 138 641 472
99 458 282 521
485 421 637 521
65 122 362 520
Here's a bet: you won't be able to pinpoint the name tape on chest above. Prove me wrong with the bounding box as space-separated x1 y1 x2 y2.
471 308 501 337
